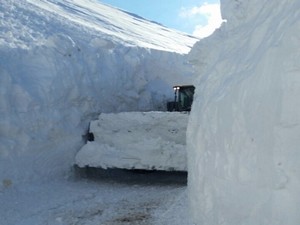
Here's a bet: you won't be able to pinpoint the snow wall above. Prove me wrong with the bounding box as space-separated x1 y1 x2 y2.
0 1 195 185
187 0 300 224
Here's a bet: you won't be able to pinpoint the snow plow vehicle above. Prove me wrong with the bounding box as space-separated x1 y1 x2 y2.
75 85 195 171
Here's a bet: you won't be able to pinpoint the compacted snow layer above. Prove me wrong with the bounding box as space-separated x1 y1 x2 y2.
0 0 197 184
187 0 300 224
0 170 190 225
76 112 189 171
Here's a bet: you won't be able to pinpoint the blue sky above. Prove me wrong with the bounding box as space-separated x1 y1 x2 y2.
99 0 223 38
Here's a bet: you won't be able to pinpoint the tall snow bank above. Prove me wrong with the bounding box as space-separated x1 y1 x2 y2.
0 0 196 185
187 0 300 224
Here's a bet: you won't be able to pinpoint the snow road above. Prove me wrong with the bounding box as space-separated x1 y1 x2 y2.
0 169 190 225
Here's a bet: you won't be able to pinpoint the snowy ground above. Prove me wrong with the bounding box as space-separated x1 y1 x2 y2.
0 169 190 225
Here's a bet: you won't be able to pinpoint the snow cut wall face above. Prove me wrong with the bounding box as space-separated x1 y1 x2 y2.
187 0 300 224
0 0 196 184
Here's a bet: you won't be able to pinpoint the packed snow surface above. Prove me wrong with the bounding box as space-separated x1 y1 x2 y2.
0 171 189 225
187 0 300 224
76 112 189 171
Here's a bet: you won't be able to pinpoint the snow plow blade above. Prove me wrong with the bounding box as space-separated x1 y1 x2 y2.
75 111 189 171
